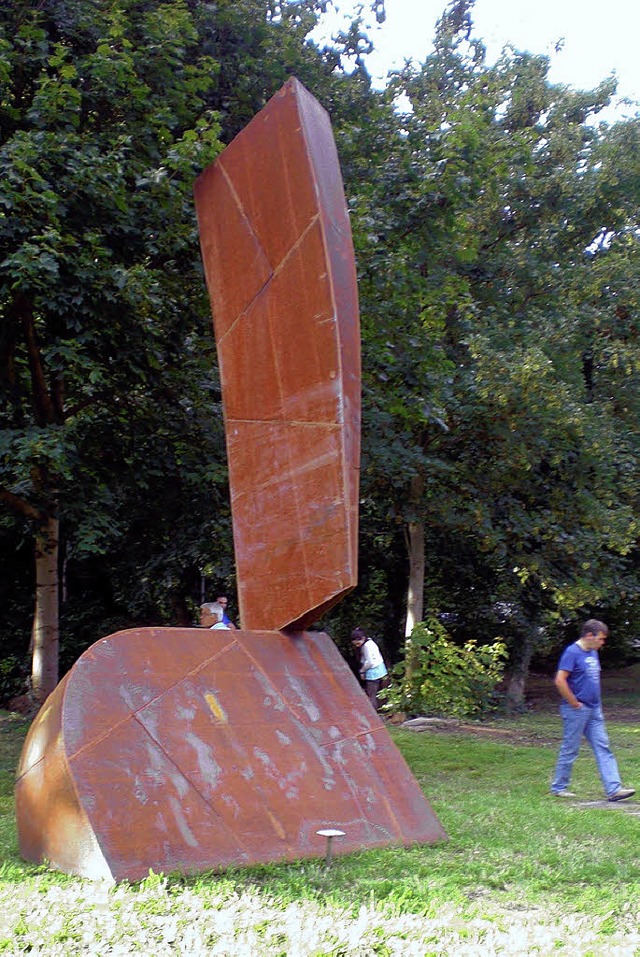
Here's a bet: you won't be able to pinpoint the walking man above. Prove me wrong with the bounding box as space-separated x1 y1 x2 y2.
551 619 635 801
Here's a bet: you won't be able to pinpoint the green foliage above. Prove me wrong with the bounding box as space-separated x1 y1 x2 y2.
384 617 507 717
1 0 639 696
321 567 393 658
0 658 20 702
0 0 366 679
345 0 640 673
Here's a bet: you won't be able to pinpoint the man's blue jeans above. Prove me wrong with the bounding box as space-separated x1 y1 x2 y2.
551 702 622 796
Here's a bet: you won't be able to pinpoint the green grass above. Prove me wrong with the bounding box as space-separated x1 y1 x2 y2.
394 731 639 906
0 679 638 955
212 721 638 918
0 712 30 878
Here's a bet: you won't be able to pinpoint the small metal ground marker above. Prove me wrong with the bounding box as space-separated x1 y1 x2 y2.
316 828 345 868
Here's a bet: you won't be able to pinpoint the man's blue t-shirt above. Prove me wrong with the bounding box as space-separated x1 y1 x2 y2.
557 642 601 707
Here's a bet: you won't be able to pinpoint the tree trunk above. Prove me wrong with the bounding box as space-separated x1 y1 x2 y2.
31 513 60 704
506 631 534 712
405 518 425 638
404 473 426 638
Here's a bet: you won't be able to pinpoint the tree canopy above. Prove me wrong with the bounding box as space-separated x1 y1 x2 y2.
342 2 639 696
0 0 344 699
1 0 638 708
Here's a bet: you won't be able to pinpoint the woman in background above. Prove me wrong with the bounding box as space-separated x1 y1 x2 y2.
351 627 388 712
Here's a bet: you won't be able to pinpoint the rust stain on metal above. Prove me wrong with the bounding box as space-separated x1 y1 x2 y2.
267 810 287 842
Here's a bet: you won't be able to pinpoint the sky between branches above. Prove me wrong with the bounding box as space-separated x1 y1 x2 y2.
311 0 640 122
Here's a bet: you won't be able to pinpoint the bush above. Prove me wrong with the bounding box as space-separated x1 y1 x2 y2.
383 617 507 718
0 655 24 704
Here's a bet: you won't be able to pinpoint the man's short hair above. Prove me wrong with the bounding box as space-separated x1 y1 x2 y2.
581 619 608 638
351 627 367 643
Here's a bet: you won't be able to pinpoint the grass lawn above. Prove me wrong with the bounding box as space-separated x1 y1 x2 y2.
0 666 638 955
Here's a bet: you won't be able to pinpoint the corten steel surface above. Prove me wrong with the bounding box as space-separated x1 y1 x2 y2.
16 627 447 881
16 78 447 882
194 77 360 632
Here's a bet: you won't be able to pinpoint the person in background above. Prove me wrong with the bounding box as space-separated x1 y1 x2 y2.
351 627 388 713
216 595 236 629
199 602 230 630
550 619 635 801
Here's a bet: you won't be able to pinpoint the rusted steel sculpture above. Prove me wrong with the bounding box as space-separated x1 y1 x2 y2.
16 626 445 881
193 78 360 632
15 78 446 882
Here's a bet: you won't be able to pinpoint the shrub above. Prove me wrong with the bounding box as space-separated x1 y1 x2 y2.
383 617 507 718
0 656 23 704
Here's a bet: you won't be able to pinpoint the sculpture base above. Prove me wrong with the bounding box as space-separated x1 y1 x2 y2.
16 627 446 881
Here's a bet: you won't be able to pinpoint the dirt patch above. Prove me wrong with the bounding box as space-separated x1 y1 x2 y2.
400 717 559 746
397 663 638 746
527 663 639 699
525 668 639 723
571 799 640 816
5 692 40 719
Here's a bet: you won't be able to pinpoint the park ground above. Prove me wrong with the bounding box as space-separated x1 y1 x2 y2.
0 665 638 956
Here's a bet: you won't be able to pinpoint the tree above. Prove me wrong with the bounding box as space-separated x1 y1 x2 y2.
0 0 236 702
0 0 386 703
346 0 639 700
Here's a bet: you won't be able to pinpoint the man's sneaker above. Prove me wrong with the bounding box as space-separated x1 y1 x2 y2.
553 790 577 798
607 787 635 802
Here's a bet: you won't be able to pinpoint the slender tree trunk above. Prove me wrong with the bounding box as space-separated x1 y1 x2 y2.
5 296 64 704
506 630 534 712
404 473 425 638
31 513 60 704
405 519 425 637
171 592 192 626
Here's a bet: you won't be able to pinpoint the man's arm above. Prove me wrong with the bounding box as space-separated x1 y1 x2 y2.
554 670 582 708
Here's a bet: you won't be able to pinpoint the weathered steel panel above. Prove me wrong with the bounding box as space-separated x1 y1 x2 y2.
194 77 360 632
16 627 446 881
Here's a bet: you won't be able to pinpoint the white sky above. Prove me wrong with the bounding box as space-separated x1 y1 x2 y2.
313 0 640 121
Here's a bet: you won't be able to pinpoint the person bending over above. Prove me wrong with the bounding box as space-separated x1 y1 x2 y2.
351 627 388 713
